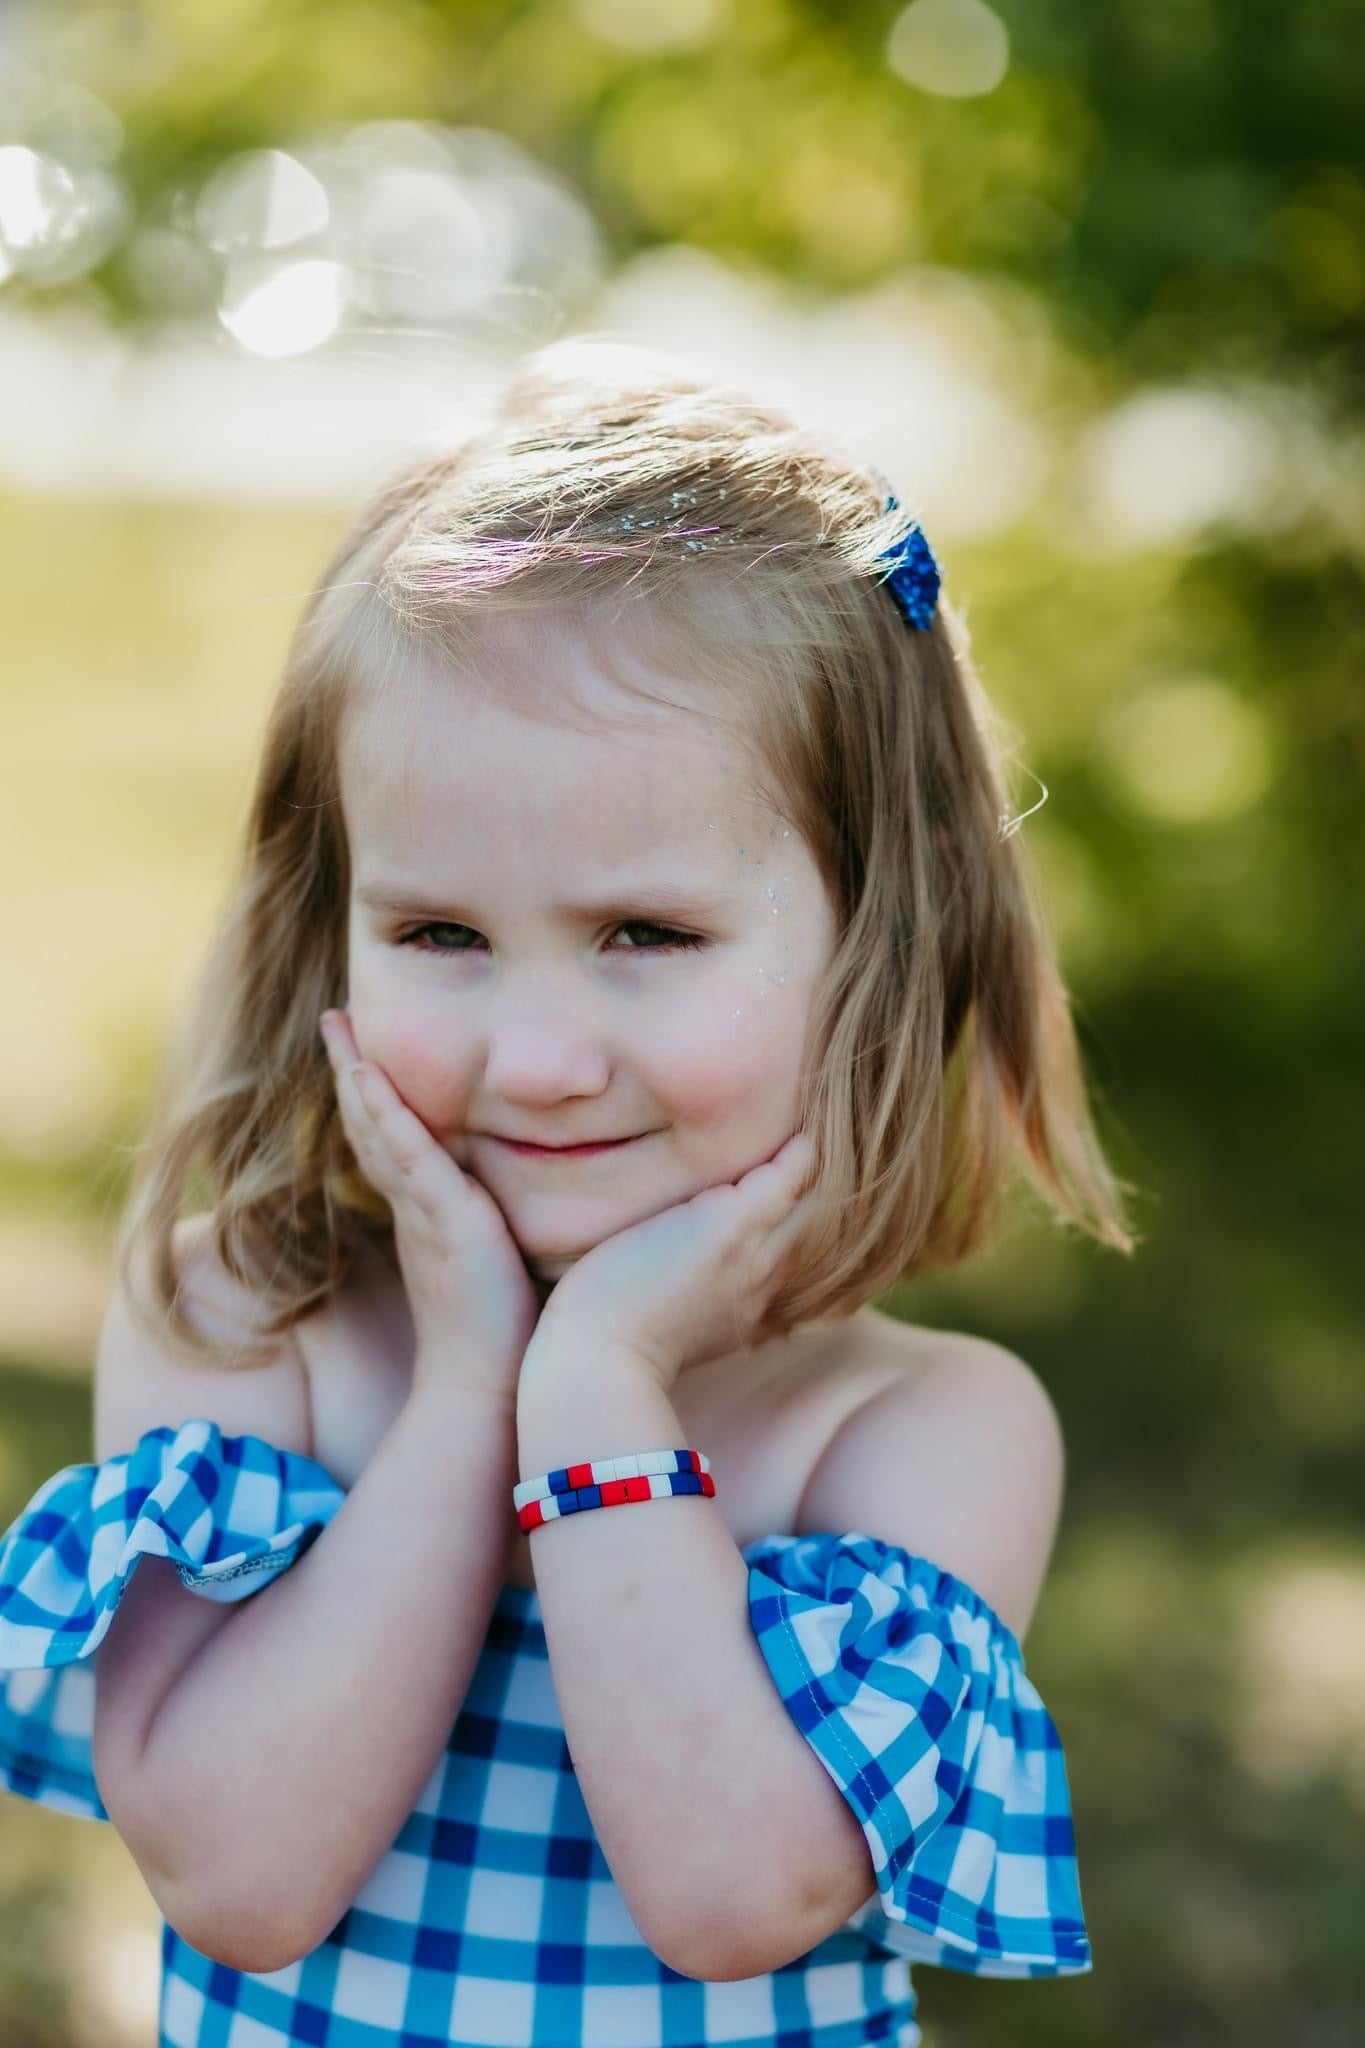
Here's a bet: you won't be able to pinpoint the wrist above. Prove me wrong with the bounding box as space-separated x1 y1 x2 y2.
516 1338 683 1482
521 1311 675 1390
521 1320 645 1379
406 1365 519 1427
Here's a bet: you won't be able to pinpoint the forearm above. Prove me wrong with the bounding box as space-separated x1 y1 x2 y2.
133 1377 519 1970
517 1344 824 1977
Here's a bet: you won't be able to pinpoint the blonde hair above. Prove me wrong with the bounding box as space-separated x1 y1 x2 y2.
118 333 1137 1367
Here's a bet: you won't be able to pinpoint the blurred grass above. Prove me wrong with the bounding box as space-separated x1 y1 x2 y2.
0 488 349 2044
1 486 1362 2047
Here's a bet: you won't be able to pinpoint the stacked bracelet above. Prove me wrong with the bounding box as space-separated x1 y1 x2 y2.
514 1448 715 1533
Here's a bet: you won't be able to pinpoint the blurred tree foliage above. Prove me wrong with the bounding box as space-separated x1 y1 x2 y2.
2 4 1362 2046
11 0 1358 1528
15 0 1359 399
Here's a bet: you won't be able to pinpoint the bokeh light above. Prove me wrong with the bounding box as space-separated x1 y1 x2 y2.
1 4 1361 2043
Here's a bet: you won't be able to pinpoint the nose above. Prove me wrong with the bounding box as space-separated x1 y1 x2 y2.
480 975 613 1104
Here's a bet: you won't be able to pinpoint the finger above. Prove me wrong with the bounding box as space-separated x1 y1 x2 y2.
321 1014 394 1133
349 1067 434 1174
319 1009 359 1088
748 1153 822 1292
320 1019 452 1210
739 1132 818 1208
757 1189 817 1270
320 1014 378 1130
319 1016 367 1122
780 1131 818 1193
328 1056 388 1171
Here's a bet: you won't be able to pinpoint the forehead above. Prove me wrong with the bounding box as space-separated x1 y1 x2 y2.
339 614 776 866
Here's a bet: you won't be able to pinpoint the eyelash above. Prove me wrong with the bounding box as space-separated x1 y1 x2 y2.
397 920 708 959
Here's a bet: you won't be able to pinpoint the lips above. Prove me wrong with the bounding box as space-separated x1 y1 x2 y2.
487 1134 641 1159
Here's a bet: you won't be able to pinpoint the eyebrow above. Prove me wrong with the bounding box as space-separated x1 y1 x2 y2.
355 881 740 923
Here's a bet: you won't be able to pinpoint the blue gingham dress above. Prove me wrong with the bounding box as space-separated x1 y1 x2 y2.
0 1419 1092 2046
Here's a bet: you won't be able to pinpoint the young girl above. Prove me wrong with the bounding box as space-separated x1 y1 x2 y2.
0 334 1133 2047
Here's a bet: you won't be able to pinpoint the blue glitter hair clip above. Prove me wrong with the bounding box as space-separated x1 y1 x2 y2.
873 479 941 631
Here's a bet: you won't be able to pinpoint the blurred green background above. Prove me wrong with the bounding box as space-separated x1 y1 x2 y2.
1 3 1362 2044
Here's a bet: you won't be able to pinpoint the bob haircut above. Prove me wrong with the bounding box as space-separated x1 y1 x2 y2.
118 333 1136 1367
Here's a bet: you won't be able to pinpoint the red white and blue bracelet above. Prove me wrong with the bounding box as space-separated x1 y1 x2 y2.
513 1448 715 1533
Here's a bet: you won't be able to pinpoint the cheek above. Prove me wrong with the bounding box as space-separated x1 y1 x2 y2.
650 984 807 1122
348 983 471 1117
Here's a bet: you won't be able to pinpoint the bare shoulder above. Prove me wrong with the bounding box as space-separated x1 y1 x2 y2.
834 1303 998 1379
93 1214 315 1464
796 1309 1066 1640
846 1304 1062 1410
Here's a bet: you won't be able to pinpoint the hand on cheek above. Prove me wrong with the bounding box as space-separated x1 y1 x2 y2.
527 1130 820 1389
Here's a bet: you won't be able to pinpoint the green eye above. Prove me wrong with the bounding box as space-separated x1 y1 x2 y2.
398 922 708 956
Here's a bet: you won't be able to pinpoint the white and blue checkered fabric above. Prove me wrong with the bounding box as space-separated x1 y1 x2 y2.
1 1421 1090 2043
0 1419 344 1823
745 1531 1092 1979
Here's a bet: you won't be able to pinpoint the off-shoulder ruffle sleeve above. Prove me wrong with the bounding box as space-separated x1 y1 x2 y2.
742 1528 1092 1979
0 1418 346 1822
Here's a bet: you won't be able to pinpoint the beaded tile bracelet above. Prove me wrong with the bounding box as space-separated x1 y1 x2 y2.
514 1448 714 1533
